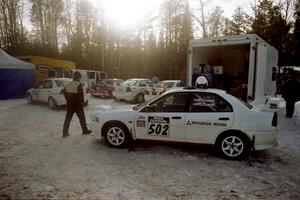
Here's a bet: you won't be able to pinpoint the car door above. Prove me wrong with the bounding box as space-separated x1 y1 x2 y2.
39 80 53 102
185 92 234 144
135 92 190 142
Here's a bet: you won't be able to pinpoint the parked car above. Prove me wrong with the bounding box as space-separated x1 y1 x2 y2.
26 78 88 109
113 78 152 103
91 88 278 160
145 80 185 101
91 79 123 98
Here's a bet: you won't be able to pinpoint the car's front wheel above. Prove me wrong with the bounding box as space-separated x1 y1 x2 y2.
104 123 129 148
135 93 144 104
216 132 250 160
48 97 57 109
27 94 33 104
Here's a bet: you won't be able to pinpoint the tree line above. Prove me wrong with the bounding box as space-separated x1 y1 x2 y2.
0 0 299 79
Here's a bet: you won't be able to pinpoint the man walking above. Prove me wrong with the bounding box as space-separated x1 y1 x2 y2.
62 71 91 137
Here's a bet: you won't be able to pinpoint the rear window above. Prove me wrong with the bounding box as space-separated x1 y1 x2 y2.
105 80 114 85
88 71 96 79
162 82 175 88
232 96 253 109
123 79 137 86
55 80 69 87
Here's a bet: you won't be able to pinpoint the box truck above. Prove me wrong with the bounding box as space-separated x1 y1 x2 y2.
187 34 278 106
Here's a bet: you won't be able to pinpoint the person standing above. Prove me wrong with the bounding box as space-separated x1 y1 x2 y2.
282 72 300 118
151 75 160 84
62 71 91 137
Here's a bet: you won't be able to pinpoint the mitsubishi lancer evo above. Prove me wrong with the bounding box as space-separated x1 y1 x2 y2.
90 88 278 160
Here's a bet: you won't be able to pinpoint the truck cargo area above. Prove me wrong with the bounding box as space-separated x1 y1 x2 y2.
191 44 250 101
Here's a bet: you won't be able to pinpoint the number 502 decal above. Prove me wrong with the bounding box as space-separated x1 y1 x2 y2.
147 116 170 136
148 123 169 136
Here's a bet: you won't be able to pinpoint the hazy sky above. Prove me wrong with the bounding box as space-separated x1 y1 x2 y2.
89 0 253 28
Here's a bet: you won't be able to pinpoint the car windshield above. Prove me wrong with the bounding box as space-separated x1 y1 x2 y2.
104 80 114 85
132 94 162 110
122 79 137 87
55 80 69 87
161 81 175 88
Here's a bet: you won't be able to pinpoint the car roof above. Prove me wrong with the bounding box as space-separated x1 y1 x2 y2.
160 80 181 83
104 79 123 81
125 78 151 81
127 78 150 80
165 87 227 94
45 78 72 81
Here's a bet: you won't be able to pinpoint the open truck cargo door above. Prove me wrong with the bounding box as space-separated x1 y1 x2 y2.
252 43 278 106
253 43 268 105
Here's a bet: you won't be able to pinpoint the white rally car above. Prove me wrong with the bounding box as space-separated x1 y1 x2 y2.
113 78 152 103
90 88 278 160
26 78 88 109
144 80 185 101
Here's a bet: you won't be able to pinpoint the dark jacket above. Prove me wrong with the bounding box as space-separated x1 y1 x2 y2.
63 80 84 110
282 79 300 101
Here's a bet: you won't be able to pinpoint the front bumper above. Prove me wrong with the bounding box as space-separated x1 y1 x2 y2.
92 91 112 97
90 121 102 139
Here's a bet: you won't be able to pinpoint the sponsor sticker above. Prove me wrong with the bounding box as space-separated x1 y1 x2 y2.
136 120 145 128
213 122 227 127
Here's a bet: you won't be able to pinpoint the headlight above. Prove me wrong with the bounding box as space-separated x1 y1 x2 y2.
91 114 100 122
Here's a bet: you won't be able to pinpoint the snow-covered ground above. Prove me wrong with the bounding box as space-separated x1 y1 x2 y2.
0 95 299 199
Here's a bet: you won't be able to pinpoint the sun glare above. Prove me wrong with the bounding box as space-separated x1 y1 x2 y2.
90 0 163 28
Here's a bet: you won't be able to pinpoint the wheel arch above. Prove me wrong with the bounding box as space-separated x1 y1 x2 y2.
101 120 132 138
48 96 55 101
26 92 33 102
135 92 144 100
214 129 252 146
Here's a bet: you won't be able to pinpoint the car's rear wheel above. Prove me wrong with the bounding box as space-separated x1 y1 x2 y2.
113 97 120 101
27 94 33 104
135 93 144 104
104 123 129 148
48 97 57 109
216 132 250 160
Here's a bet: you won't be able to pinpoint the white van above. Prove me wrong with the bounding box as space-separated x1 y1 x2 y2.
72 69 107 88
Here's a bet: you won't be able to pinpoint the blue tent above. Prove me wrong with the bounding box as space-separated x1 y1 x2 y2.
0 49 35 100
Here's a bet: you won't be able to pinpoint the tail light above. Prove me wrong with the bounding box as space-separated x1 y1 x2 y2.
272 112 277 127
126 87 132 92
60 89 64 95
145 90 150 95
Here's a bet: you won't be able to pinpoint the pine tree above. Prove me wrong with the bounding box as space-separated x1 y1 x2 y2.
224 7 252 35
252 0 292 66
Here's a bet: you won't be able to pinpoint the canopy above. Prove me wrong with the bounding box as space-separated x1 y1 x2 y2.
0 49 35 99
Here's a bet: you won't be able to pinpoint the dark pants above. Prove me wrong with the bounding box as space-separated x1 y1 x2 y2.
63 107 88 134
286 99 296 118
